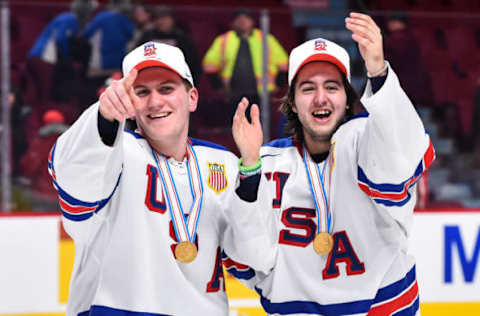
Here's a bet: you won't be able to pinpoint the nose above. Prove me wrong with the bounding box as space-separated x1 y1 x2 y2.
313 87 328 106
147 90 166 110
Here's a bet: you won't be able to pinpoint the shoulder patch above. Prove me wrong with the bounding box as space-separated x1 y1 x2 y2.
207 162 228 193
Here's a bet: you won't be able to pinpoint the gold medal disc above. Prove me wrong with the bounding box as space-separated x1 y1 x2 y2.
175 241 198 263
313 232 333 255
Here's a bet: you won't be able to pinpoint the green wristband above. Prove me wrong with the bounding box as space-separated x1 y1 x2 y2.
238 157 262 173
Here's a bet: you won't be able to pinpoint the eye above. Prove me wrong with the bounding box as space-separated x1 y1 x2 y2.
326 84 339 92
158 86 174 94
301 85 315 93
134 88 149 97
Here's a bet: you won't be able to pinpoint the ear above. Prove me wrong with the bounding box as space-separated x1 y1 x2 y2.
188 87 198 112
291 103 298 114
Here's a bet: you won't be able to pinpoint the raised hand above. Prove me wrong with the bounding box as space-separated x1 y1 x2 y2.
345 12 386 76
232 97 263 167
99 69 140 122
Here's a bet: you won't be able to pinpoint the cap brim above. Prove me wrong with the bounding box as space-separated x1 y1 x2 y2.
133 60 181 77
294 53 347 81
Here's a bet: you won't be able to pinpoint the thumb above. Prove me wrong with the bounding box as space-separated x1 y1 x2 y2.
123 68 138 90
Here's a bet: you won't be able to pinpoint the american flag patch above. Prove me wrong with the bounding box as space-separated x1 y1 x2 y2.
144 43 156 57
314 39 327 51
207 163 228 193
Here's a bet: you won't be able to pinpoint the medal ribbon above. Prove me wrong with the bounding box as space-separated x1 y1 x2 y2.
152 142 204 243
302 146 332 234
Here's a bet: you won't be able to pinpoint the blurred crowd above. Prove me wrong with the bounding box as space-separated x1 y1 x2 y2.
2 0 480 211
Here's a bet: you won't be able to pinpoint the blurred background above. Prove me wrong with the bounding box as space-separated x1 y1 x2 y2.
0 0 479 315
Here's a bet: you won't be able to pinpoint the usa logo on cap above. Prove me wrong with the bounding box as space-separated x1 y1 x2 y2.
207 163 228 193
314 40 327 51
144 43 157 57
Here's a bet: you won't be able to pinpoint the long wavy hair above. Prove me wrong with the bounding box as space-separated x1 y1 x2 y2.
279 72 359 143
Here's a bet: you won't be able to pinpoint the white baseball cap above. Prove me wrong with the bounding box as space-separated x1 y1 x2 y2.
288 38 350 85
122 41 194 87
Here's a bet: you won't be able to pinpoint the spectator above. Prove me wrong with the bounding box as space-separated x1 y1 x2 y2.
203 8 288 122
384 13 433 107
135 6 202 83
28 0 96 65
83 0 134 101
20 110 69 212
9 85 32 179
27 0 96 103
127 2 154 52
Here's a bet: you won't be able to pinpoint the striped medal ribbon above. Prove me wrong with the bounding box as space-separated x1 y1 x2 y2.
302 146 334 255
152 142 204 263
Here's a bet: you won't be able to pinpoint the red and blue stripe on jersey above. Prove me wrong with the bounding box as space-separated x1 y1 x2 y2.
48 143 121 222
221 251 256 280
358 139 435 207
256 265 419 315
78 305 171 316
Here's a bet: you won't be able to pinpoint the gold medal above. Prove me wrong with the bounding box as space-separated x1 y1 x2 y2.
175 241 198 263
313 232 333 255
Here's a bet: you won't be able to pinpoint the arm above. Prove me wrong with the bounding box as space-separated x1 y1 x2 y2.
268 34 289 73
346 13 434 206
55 15 78 59
50 70 138 241
220 97 277 288
82 13 103 39
202 35 223 75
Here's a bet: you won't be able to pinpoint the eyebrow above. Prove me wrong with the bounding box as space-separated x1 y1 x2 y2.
134 80 178 89
298 79 342 87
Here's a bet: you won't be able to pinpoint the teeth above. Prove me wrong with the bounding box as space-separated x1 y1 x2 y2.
149 113 169 118
313 110 331 116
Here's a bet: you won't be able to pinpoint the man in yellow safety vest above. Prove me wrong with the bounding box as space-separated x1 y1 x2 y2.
203 8 288 122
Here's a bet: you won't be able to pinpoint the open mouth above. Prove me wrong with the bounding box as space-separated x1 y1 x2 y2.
148 112 171 120
312 109 332 120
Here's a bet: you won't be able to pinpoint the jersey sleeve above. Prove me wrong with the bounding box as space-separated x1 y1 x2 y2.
219 162 277 288
49 103 124 242
356 62 435 209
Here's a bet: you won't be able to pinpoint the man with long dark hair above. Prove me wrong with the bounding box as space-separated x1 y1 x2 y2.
232 12 434 315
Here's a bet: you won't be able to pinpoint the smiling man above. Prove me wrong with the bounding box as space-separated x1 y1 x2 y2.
49 41 276 316
232 12 435 315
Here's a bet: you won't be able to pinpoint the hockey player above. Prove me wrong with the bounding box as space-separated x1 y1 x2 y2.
232 12 435 315
49 41 276 315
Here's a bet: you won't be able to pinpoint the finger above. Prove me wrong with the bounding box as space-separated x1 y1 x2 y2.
105 84 130 118
345 16 380 34
250 103 261 127
123 68 138 91
100 94 126 122
351 33 372 47
127 87 140 111
112 83 136 117
349 12 374 23
349 13 380 30
234 97 249 122
346 22 377 43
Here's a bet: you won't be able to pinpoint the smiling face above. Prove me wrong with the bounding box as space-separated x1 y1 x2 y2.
133 67 198 150
293 61 347 153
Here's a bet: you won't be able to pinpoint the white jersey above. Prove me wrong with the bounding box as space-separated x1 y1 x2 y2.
242 66 434 315
49 103 276 316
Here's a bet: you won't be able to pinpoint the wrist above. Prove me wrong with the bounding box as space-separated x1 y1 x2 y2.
238 157 262 176
240 154 260 167
366 60 387 78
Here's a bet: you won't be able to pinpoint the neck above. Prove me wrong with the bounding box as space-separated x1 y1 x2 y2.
150 136 188 161
304 134 331 155
237 29 252 39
